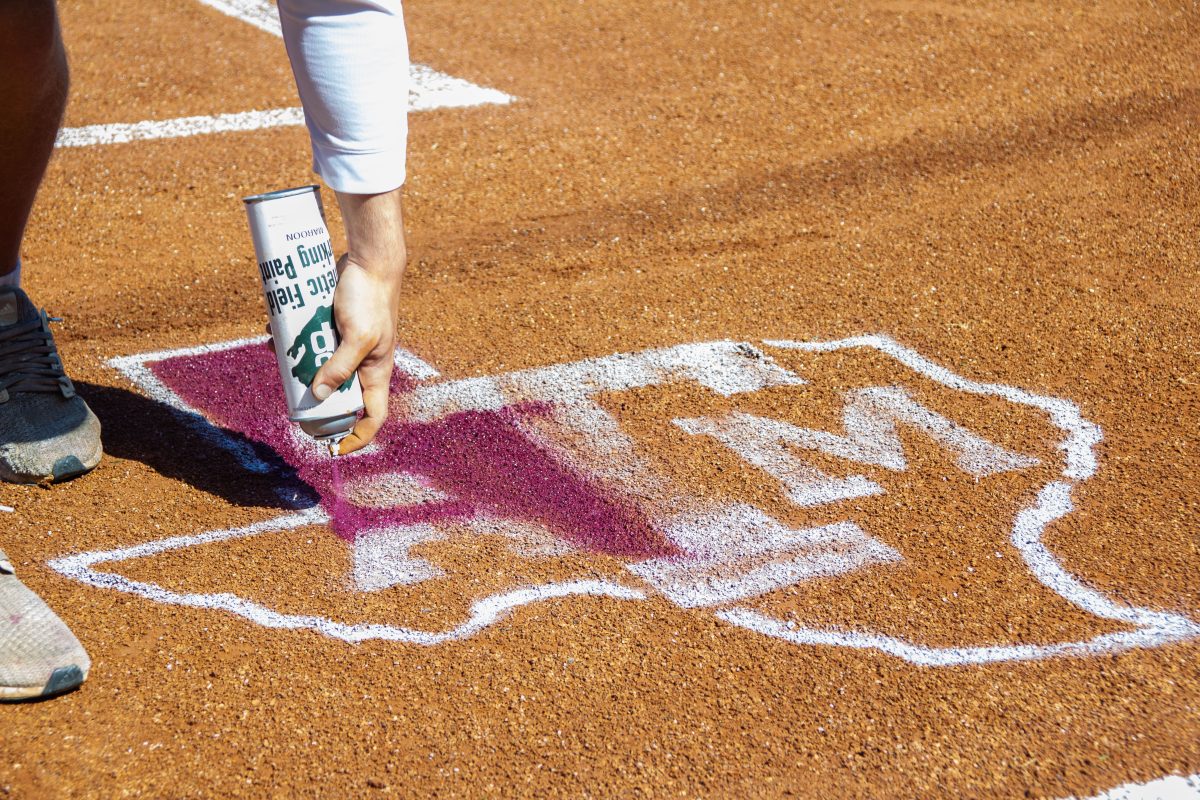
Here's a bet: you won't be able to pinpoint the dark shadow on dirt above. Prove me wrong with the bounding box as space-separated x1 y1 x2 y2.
74 381 315 510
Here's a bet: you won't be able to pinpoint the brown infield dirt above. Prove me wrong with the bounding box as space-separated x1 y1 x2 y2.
2 0 1199 797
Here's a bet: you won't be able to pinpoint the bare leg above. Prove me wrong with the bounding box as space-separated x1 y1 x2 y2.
0 0 69 276
0 5 91 700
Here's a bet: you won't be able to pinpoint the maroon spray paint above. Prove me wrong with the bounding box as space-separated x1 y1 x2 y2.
150 342 677 558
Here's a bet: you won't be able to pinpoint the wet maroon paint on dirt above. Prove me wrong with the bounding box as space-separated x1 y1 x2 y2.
149 342 676 558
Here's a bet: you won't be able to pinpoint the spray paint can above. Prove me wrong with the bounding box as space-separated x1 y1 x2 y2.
243 185 363 445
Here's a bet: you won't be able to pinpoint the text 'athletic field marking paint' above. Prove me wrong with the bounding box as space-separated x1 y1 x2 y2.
244 185 363 445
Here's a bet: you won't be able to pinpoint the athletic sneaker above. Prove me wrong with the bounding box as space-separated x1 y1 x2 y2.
0 288 101 483
0 546 89 700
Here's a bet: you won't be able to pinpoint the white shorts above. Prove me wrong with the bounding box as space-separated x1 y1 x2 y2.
276 0 409 195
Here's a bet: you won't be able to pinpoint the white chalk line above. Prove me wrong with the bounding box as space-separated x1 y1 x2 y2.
353 516 578 593
408 340 805 422
196 0 279 36
727 335 1198 665
48 510 644 645
56 67 513 149
108 335 277 476
57 108 303 150
78 334 1199 663
1069 772 1200 800
765 335 1101 480
673 386 1038 509
98 337 633 642
106 336 439 481
55 1 514 149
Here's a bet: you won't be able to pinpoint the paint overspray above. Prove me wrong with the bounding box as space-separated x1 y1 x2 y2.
327 446 362 540
148 341 675 555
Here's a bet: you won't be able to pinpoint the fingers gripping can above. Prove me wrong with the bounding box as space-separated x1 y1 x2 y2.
243 185 363 444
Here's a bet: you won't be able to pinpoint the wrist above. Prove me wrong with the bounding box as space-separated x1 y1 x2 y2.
335 188 406 275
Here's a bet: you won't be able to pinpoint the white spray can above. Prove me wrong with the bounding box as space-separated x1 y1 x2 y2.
243 185 363 445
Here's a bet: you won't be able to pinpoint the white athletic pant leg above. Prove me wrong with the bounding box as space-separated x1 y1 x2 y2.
276 0 409 195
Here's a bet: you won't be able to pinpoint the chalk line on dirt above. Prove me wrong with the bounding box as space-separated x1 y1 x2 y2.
195 0 280 36
55 67 512 149
673 385 1038 508
718 335 1199 665
55 0 513 149
1070 772 1200 800
48 509 645 645
64 334 1199 664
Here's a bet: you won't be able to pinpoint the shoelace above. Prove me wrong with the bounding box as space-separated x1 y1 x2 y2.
0 314 73 400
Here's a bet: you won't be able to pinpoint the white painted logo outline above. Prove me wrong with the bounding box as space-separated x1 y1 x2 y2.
50 334 1200 666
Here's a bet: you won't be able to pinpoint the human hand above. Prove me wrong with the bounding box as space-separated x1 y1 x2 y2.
310 250 403 454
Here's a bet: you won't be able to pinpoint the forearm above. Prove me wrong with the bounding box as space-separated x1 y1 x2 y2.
336 189 407 289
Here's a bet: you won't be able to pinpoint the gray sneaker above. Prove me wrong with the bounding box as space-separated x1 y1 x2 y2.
0 288 101 483
0 546 89 700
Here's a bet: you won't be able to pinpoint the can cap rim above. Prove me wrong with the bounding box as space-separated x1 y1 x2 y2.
243 184 321 204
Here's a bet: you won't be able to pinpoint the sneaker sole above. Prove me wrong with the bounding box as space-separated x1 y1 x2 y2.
0 443 102 485
0 663 87 702
50 446 103 482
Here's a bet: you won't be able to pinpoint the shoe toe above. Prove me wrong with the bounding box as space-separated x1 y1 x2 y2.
0 395 102 483
1 571 91 701
41 663 87 697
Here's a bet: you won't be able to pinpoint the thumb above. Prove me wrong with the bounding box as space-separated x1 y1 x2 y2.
311 337 371 400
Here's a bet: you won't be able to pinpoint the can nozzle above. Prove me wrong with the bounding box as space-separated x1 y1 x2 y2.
298 413 357 450
322 431 351 457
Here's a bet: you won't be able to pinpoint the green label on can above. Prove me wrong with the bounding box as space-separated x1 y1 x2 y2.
285 305 354 392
